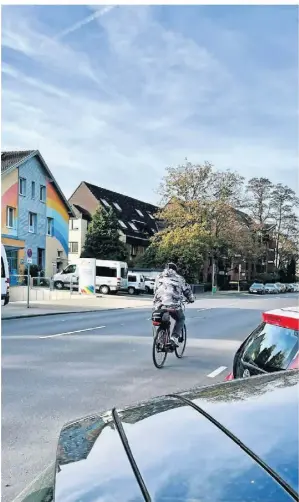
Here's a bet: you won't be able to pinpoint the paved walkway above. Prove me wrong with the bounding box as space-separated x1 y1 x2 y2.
1 295 153 320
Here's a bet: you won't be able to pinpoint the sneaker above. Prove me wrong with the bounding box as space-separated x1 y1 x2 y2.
170 335 179 347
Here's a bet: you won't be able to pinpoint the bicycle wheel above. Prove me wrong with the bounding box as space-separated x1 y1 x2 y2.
175 324 187 358
152 328 168 369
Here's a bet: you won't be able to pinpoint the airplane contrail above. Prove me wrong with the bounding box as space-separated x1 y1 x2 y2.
53 5 117 41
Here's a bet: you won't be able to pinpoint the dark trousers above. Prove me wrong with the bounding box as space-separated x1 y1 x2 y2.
170 308 185 338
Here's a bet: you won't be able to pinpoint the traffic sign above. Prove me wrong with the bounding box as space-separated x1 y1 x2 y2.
27 258 32 264
27 248 33 258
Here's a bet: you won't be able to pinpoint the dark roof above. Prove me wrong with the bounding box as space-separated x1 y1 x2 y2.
1 150 35 172
1 150 74 217
84 182 160 241
72 204 92 221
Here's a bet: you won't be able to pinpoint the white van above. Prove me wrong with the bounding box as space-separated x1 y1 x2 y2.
1 244 10 306
127 272 146 295
54 259 128 295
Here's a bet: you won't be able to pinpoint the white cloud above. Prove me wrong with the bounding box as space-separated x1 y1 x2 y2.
1 6 298 203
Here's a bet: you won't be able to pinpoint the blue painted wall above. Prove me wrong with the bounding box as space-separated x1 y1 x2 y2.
18 157 47 267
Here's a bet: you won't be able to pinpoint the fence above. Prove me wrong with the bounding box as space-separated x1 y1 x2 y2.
9 275 79 303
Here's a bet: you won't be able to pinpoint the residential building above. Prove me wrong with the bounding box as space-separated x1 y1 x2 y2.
68 204 92 260
1 150 74 277
68 182 159 261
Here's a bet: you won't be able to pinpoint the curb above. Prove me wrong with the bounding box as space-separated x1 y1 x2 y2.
1 307 125 321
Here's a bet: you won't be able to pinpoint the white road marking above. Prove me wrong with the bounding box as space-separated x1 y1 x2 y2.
39 326 106 339
207 366 227 378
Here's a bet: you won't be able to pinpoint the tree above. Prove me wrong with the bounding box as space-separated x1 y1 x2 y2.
81 206 128 261
156 160 246 282
245 177 273 225
270 184 299 269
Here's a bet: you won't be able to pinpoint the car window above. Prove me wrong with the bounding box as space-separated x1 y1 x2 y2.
63 265 76 274
242 322 299 372
1 257 5 278
121 267 127 279
128 275 136 282
96 266 117 278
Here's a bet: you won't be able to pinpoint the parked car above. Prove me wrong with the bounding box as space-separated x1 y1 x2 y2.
1 244 10 306
18 370 299 502
264 283 279 294
127 272 146 295
249 282 265 294
225 307 299 381
144 276 155 294
275 282 286 293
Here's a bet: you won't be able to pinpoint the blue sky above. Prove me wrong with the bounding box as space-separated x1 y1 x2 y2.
2 5 298 203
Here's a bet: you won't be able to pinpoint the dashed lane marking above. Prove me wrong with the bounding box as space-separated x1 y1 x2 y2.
207 366 228 378
39 326 106 339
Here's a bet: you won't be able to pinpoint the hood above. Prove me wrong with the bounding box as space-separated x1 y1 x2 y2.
160 268 180 279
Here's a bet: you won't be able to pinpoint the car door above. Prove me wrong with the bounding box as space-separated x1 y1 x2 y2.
234 322 299 379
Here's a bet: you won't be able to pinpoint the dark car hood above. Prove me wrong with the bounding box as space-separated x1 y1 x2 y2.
53 371 299 502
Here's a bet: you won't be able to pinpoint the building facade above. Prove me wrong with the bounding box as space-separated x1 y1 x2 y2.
68 182 159 262
1 150 73 277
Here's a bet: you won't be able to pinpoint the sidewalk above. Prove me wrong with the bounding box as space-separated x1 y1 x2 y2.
1 295 152 320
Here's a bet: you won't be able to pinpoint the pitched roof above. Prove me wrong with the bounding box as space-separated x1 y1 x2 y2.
1 150 74 217
1 151 35 172
72 204 92 221
78 182 160 241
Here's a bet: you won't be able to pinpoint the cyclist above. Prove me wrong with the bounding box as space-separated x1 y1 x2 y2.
153 263 194 347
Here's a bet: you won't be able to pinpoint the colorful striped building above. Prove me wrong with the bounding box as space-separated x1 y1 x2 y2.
1 150 73 278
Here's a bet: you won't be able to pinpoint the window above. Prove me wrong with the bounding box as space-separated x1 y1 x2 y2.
119 220 127 229
131 245 138 256
29 212 37 233
19 178 26 196
62 264 77 274
121 267 127 279
101 199 110 208
128 222 138 231
40 185 46 202
113 202 122 211
242 323 298 372
135 209 144 217
6 207 15 228
47 217 54 236
57 250 63 258
1 258 5 278
69 242 79 253
147 212 155 220
31 181 36 199
128 275 137 283
70 219 79 230
96 266 117 278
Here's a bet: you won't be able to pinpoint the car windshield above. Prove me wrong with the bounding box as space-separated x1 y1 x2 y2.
265 284 275 287
243 322 299 372
252 283 262 288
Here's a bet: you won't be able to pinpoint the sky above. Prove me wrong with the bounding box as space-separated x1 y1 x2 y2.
1 5 298 204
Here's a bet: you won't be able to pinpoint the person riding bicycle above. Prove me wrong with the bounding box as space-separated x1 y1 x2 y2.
153 263 194 347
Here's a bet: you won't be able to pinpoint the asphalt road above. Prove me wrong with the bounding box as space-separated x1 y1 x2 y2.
2 292 298 501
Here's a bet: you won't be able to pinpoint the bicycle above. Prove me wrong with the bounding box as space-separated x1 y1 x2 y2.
151 301 188 369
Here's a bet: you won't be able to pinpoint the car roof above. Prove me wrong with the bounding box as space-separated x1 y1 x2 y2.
263 307 299 331
54 371 299 502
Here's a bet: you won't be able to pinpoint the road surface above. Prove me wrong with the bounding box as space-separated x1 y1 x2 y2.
2 292 298 501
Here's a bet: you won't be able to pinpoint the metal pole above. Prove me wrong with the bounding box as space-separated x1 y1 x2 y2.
238 264 241 292
212 260 215 294
27 264 30 308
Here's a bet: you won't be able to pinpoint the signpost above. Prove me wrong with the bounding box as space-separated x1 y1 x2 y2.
27 249 32 308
